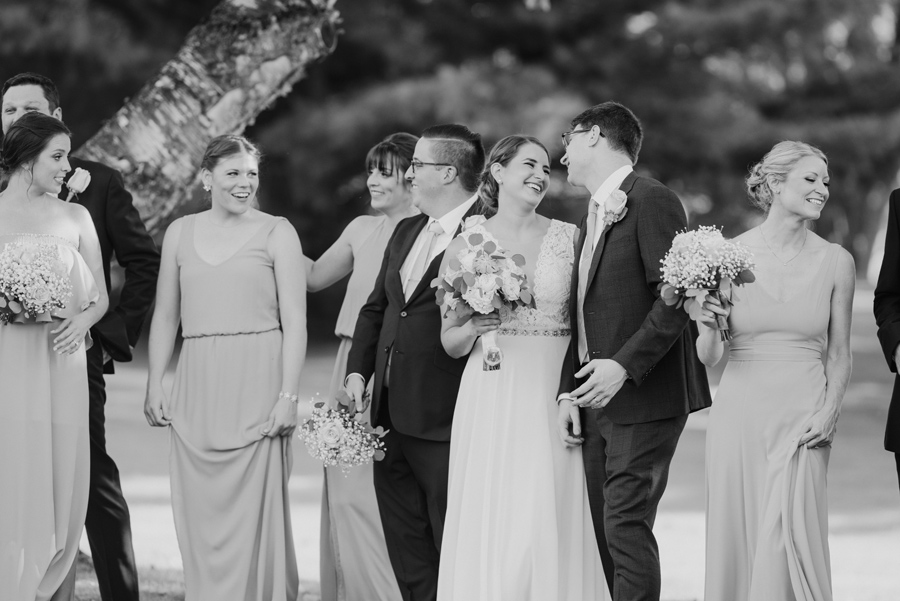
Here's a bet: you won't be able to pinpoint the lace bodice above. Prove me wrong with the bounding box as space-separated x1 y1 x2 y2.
465 220 575 336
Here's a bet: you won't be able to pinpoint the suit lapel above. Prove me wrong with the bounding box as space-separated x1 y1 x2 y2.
405 200 483 304
585 172 639 291
391 214 428 299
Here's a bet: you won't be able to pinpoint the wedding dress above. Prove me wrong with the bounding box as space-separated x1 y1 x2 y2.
437 220 608 601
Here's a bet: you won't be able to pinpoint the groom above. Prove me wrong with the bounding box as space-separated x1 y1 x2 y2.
345 124 485 601
556 101 711 601
1 72 160 601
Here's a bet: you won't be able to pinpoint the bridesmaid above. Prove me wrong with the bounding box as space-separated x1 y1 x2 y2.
0 113 106 601
306 133 417 601
144 135 307 601
697 141 854 601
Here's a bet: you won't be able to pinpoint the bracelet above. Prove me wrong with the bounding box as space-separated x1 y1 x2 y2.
278 391 299 404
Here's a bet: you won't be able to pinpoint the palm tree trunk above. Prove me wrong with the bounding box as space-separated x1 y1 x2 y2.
75 0 340 235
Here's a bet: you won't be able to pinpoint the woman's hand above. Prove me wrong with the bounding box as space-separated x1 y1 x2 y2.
144 386 172 427
262 395 299 438
697 293 731 331
50 312 94 355
465 311 501 337
798 403 840 449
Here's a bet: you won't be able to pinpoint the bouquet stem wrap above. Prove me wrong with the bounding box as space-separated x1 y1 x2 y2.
712 289 732 342
481 330 503 371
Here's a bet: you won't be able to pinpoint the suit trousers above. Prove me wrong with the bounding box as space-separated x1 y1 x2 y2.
895 453 900 495
85 344 140 601
581 407 687 601
373 387 450 601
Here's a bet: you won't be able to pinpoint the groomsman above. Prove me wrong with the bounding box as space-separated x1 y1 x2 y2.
556 101 711 601
345 124 485 601
1 73 160 601
874 188 900 494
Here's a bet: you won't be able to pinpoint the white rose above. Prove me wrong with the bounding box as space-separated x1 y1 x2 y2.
67 168 91 194
318 421 345 449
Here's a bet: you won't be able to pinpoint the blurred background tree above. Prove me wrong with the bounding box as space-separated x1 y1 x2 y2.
2 0 898 337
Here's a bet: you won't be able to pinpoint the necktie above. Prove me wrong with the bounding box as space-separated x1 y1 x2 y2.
405 220 443 299
577 200 600 363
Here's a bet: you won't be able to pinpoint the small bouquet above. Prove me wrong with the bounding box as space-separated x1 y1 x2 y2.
298 391 387 475
658 226 755 341
0 241 72 325
432 231 536 371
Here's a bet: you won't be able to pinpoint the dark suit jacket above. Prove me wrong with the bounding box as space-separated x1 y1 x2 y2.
560 171 711 424
346 206 481 442
62 157 160 372
874 189 900 452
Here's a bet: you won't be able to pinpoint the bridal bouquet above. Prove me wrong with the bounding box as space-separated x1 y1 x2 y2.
432 231 536 371
0 241 72 325
658 226 755 341
298 391 387 475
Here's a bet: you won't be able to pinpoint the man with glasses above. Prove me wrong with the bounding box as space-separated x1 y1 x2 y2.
345 123 485 601
556 101 710 601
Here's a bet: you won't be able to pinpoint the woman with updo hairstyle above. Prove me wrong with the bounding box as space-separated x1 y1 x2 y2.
697 140 855 600
304 132 417 601
144 134 307 600
436 135 608 600
0 112 108 600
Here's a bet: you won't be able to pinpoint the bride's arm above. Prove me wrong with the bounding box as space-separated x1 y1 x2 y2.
438 237 501 358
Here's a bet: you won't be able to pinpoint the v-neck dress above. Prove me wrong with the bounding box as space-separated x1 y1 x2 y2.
437 220 608 601
705 243 841 601
168 214 299 601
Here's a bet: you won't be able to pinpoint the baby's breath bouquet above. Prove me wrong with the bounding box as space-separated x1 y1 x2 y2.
0 241 72 325
298 391 387 475
658 226 755 341
432 231 536 371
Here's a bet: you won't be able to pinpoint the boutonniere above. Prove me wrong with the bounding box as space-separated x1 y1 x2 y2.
65 168 91 202
601 189 628 228
462 214 487 232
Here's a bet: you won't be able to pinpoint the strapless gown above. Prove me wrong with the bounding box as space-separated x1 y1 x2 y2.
0 233 100 601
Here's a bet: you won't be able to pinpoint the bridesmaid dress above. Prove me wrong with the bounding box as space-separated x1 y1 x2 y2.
168 215 299 601
0 233 100 601
437 221 608 601
320 215 402 601
705 243 841 601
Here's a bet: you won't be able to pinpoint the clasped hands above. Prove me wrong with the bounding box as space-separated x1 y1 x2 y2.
556 358 628 448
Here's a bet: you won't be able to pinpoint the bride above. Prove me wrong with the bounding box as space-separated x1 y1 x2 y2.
435 135 607 600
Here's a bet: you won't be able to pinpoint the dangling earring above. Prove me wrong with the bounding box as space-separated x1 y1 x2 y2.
203 184 211 192
497 178 503 185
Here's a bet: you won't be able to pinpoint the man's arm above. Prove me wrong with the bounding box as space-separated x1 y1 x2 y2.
345 224 400 387
611 186 690 384
97 168 160 362
875 191 900 372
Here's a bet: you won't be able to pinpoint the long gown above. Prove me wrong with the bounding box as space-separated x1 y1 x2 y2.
0 233 100 601
437 220 608 601
705 243 841 601
168 214 299 601
320 215 402 601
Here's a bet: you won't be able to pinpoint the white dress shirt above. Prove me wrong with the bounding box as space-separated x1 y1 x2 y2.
400 194 478 295
577 165 632 364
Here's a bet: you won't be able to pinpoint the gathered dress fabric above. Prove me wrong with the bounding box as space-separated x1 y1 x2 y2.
437 221 608 601
168 215 299 601
321 215 402 601
0 234 100 601
705 243 841 601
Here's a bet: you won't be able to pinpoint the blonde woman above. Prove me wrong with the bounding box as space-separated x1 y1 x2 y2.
698 141 854 601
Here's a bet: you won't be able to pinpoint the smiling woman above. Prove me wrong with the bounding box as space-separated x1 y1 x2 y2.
0 112 109 601
143 133 308 601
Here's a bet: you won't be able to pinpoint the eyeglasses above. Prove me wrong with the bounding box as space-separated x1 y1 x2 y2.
561 127 601 148
410 159 452 173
